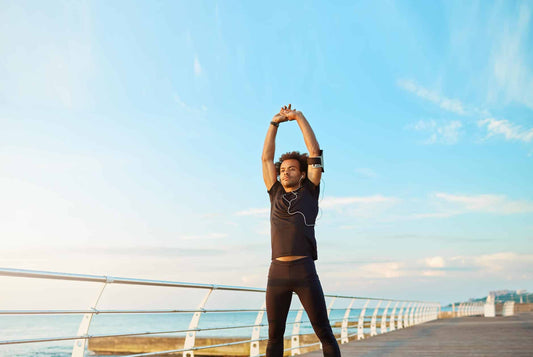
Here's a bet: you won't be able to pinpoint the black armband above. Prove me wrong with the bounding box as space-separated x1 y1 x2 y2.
307 150 324 172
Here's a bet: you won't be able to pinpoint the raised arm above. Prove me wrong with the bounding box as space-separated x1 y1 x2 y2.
281 105 322 186
262 112 287 190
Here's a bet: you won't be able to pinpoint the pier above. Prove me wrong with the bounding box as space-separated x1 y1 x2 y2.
1 267 531 357
306 312 533 356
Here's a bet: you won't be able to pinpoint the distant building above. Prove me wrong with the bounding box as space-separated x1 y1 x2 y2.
490 290 514 297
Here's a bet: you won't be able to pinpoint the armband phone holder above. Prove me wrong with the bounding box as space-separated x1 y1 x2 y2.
307 150 324 172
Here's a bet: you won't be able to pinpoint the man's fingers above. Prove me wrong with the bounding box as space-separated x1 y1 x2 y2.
288 104 291 110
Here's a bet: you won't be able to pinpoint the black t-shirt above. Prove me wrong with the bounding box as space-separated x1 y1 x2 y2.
268 178 320 260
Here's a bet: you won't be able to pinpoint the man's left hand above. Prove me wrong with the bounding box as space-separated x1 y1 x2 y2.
280 104 303 121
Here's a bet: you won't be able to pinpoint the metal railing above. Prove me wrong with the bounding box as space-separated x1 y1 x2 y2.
0 267 440 357
455 301 485 317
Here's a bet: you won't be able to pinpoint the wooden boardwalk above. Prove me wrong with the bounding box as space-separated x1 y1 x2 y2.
305 313 533 356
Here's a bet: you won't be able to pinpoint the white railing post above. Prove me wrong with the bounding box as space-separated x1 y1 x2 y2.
380 301 391 334
403 302 413 327
420 304 427 323
503 301 515 316
409 303 416 326
183 288 214 357
413 303 420 325
357 300 370 340
396 302 404 329
418 304 423 323
389 302 399 331
341 299 355 344
485 294 496 317
291 308 304 355
370 301 381 336
72 277 111 357
250 301 265 357
327 297 337 318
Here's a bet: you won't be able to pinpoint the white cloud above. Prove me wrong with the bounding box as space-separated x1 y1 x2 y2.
397 79 466 115
478 118 533 143
489 3 533 109
173 92 208 114
359 262 405 278
410 119 463 144
321 195 397 209
355 168 378 178
412 193 533 219
422 270 445 277
434 192 533 215
442 252 533 279
181 232 228 240
411 212 456 219
424 256 446 268
330 252 533 282
320 195 399 220
472 252 532 276
194 55 202 76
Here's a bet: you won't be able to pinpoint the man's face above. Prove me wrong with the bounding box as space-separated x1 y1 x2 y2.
279 159 304 189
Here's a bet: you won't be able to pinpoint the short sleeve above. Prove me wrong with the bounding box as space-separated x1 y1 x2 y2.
268 181 282 198
304 178 320 199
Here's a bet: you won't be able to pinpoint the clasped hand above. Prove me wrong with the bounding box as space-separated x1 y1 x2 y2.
272 104 302 124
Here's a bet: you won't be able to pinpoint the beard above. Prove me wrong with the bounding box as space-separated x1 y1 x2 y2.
282 176 302 189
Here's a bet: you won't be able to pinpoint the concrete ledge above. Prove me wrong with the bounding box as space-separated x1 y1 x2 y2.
89 333 330 356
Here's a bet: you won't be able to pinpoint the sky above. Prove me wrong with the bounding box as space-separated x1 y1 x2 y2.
1 0 532 308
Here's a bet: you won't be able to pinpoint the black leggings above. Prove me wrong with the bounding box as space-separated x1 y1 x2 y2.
266 257 341 357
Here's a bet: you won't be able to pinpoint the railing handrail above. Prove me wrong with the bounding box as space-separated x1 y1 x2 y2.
0 308 265 315
0 266 442 357
0 267 433 303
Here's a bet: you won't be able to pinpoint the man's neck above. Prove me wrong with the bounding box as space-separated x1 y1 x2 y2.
282 183 302 193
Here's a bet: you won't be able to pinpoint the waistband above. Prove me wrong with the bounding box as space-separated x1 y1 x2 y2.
271 256 313 266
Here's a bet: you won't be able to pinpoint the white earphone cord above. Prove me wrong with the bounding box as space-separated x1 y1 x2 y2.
282 177 325 227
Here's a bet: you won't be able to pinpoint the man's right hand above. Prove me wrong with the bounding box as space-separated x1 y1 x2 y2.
272 113 288 124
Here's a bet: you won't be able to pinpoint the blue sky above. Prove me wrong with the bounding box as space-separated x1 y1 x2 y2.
1 0 532 307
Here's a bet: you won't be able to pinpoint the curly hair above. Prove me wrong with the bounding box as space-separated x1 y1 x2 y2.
275 151 309 175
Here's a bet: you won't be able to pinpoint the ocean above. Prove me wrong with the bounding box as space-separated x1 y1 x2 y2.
1 305 445 356
2 309 358 356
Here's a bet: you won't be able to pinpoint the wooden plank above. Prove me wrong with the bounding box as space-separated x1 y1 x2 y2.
304 312 533 356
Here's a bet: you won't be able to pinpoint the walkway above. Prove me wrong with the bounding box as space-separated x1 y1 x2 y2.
305 313 533 356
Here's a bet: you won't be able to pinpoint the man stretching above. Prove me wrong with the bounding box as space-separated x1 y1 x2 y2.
261 104 341 357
